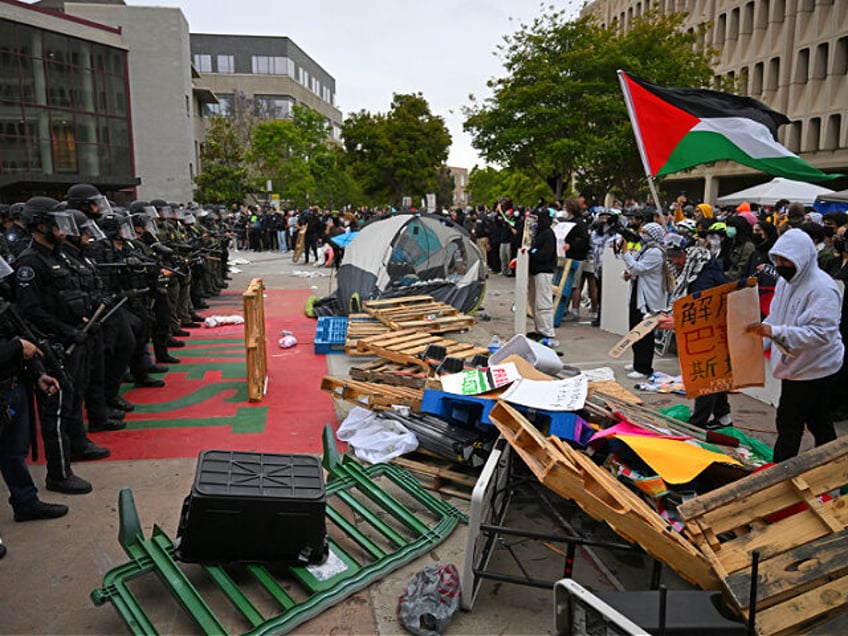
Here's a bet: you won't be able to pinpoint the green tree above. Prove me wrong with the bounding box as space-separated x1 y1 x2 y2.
193 115 258 204
467 165 550 208
342 93 451 205
464 9 716 202
249 105 342 207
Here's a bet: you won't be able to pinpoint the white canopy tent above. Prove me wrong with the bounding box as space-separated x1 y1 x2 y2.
716 177 834 207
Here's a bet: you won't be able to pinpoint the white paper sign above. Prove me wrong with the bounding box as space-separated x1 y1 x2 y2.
500 374 589 411
440 363 521 396
554 221 575 258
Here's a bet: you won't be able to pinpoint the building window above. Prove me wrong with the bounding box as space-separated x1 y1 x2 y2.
205 93 233 116
836 37 848 75
786 120 802 153
742 2 754 35
756 0 770 29
729 7 740 40
824 114 841 151
766 56 781 91
193 54 212 73
772 0 786 22
254 95 294 119
813 43 829 80
251 56 292 75
804 117 821 152
716 13 726 46
738 66 749 95
752 62 764 95
795 48 810 84
217 55 234 73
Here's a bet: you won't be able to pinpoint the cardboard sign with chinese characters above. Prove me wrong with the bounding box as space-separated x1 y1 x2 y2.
673 281 764 398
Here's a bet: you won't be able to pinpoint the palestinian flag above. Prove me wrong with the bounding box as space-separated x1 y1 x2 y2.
618 70 840 183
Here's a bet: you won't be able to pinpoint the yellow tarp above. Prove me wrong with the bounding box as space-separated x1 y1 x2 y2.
614 434 742 484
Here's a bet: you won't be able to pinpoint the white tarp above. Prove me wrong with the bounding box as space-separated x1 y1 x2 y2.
716 177 834 206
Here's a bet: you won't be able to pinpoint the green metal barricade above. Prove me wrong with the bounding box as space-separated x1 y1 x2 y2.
91 425 466 635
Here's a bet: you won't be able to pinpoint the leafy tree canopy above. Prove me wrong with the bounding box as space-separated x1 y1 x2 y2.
467 165 551 208
464 9 716 202
342 93 451 206
193 115 259 204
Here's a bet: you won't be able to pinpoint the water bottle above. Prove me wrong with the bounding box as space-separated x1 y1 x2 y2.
488 335 501 354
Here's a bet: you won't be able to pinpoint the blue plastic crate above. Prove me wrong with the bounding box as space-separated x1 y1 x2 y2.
314 317 348 354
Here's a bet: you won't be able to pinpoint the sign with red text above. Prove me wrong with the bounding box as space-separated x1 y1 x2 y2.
673 281 763 398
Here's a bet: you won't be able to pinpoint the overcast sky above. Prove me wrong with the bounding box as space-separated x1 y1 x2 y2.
127 0 584 169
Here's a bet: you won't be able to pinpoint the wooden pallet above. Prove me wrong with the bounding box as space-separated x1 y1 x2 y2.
488 399 719 590
678 436 848 635
392 450 479 500
363 296 475 334
320 375 422 411
356 329 490 371
349 359 429 389
344 314 391 354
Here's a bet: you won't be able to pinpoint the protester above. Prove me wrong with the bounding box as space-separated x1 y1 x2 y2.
746 229 844 462
620 221 668 379
527 207 559 347
825 224 848 421
559 198 591 322
663 234 732 428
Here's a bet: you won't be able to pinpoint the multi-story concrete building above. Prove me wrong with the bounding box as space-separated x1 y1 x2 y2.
583 0 848 201
447 165 468 207
0 0 138 202
189 34 343 142
50 0 213 202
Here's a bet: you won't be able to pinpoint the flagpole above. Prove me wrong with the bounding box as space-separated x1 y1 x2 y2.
618 70 665 213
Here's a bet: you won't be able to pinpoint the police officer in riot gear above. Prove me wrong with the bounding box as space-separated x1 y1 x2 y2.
59 210 126 432
129 202 179 365
14 197 108 495
5 202 30 263
65 183 112 220
89 211 165 390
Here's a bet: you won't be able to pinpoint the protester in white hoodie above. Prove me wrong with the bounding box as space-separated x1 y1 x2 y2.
746 228 844 462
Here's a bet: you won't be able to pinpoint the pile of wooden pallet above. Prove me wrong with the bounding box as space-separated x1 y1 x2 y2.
363 296 476 333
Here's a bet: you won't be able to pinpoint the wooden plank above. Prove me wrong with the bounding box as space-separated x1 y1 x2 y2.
349 360 427 389
681 456 848 538
679 436 848 519
489 400 719 590
694 497 848 575
754 572 848 636
320 376 422 410
724 529 848 610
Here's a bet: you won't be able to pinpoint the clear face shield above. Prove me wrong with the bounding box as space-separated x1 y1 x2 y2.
117 218 137 241
155 205 172 220
142 205 159 220
81 218 106 241
0 254 13 280
182 212 196 226
88 194 113 217
135 216 158 237
50 211 80 237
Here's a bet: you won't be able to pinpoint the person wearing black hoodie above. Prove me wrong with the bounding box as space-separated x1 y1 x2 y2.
528 207 559 347
749 220 779 319
665 235 732 428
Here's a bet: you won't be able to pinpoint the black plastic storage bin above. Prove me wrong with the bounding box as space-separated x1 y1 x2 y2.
175 450 327 564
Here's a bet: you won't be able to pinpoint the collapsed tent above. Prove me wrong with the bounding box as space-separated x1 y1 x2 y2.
313 213 486 316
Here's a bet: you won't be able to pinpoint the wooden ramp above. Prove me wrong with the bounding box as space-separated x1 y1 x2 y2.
679 436 848 635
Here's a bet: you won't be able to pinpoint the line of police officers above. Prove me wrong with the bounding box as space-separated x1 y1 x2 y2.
0 185 229 558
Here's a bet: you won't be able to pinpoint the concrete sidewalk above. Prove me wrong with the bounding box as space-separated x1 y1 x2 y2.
2 250 828 634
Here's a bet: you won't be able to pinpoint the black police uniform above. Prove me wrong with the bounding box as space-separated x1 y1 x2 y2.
15 241 104 487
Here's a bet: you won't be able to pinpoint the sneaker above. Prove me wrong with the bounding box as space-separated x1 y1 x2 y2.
624 364 634 371
14 501 69 522
543 338 560 348
561 312 579 323
626 370 649 379
46 474 93 494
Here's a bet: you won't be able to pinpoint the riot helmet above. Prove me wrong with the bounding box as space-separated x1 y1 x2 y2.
70 209 106 241
66 183 112 219
9 202 24 221
0 204 9 221
21 197 77 237
130 200 159 220
150 199 172 220
130 212 158 238
99 212 136 241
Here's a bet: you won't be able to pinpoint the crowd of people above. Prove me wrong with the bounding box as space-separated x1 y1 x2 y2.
0 186 230 556
510 193 847 465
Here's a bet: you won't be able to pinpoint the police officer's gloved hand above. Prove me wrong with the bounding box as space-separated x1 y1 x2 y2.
125 256 144 270
71 329 87 345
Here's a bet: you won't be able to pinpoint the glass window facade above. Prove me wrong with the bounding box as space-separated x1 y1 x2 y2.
251 55 292 75
193 53 212 72
216 54 234 73
0 19 133 179
254 95 294 119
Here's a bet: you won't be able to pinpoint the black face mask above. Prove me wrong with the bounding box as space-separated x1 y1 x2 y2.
776 264 797 281
752 233 766 246
823 226 835 238
834 237 846 254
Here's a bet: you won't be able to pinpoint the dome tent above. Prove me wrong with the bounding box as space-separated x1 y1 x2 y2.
316 213 486 316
